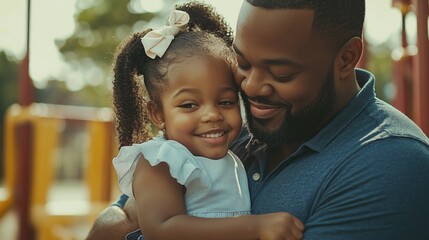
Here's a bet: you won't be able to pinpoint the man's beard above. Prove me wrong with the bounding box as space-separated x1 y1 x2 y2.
243 68 336 147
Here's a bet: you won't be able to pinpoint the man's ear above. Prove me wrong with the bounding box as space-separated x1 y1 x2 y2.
148 101 165 130
335 37 363 79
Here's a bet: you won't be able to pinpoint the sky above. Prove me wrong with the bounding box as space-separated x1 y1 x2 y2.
0 0 415 90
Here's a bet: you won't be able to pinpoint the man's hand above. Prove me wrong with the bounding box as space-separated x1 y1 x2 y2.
86 198 139 240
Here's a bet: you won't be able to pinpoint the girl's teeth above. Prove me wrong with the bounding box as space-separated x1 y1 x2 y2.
202 132 223 138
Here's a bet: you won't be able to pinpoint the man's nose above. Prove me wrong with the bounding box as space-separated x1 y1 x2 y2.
239 69 273 97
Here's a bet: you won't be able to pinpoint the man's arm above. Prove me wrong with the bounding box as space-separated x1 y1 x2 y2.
86 195 139 240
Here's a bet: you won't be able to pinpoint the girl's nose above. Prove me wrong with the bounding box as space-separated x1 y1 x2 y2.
201 106 224 123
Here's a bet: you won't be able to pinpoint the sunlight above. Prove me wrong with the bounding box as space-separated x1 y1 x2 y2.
0 0 413 90
129 0 165 13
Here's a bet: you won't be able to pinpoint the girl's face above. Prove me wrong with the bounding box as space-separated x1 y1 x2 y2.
153 55 242 159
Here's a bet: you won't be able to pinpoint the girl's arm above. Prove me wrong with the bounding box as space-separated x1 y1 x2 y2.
133 155 304 240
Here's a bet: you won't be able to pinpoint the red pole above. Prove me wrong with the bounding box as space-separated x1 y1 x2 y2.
391 0 413 117
17 0 35 239
412 0 429 135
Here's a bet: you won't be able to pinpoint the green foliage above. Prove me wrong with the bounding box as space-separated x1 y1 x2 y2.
58 0 156 71
47 0 180 108
35 79 111 107
365 44 394 103
0 51 19 178
0 51 19 107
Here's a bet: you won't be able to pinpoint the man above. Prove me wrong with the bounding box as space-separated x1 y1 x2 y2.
88 0 429 239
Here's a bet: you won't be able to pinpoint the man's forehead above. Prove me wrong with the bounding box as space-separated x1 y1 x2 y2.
236 1 314 34
234 2 315 54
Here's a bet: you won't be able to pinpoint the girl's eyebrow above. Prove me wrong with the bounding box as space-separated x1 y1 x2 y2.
173 88 199 98
173 86 236 98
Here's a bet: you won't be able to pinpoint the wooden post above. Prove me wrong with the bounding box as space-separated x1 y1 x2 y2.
412 0 429 134
391 0 414 117
17 0 35 239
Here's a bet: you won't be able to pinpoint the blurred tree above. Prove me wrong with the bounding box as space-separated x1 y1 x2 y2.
57 0 177 94
0 51 19 179
366 43 394 103
59 1 154 63
35 79 110 107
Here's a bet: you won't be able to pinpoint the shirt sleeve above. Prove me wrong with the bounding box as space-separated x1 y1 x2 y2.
112 138 200 198
304 137 429 240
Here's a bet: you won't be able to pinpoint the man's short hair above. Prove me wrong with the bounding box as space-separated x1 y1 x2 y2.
246 0 366 50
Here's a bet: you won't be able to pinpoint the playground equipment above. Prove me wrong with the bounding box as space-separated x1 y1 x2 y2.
1 103 118 239
392 0 429 132
0 0 428 239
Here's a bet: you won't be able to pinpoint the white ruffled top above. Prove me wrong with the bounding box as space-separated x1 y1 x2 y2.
113 136 251 218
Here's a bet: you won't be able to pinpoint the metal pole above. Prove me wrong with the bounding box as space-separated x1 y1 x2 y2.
17 0 35 239
19 0 34 107
412 0 429 135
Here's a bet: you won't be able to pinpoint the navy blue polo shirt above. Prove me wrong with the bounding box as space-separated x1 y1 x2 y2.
231 69 429 239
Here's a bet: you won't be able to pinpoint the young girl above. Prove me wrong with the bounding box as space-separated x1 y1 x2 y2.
112 2 304 240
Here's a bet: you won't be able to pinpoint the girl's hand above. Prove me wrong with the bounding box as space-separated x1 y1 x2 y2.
257 212 304 240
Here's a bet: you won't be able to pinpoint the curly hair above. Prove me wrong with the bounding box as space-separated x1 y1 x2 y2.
112 1 235 146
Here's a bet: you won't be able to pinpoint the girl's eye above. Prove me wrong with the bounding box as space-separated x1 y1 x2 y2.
219 100 236 107
178 103 198 109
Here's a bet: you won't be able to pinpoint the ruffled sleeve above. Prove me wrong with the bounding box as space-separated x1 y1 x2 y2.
112 137 201 198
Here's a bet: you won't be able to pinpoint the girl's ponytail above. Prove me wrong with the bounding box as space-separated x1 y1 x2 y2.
112 30 152 146
113 2 235 147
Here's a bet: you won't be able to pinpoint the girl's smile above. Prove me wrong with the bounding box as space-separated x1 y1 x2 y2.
151 55 242 160
197 129 229 146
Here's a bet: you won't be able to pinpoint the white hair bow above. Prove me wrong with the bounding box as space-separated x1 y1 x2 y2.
141 10 190 59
